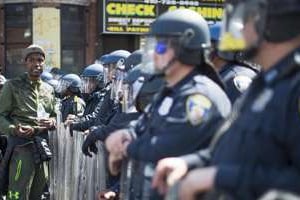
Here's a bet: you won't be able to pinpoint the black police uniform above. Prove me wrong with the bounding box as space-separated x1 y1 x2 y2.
60 95 84 122
124 69 231 200
72 83 120 131
81 112 140 194
83 112 140 149
183 48 300 200
82 89 103 116
220 62 258 103
127 69 231 163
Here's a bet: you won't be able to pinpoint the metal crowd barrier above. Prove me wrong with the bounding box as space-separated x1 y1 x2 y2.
48 122 106 200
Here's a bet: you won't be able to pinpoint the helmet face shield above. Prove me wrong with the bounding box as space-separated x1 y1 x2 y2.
122 76 145 112
55 79 70 94
141 36 177 75
81 77 98 94
103 63 118 84
219 0 267 52
110 64 127 103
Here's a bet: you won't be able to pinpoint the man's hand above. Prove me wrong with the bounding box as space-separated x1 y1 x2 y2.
178 167 217 200
152 157 188 195
64 114 76 126
14 124 35 137
38 117 56 129
97 190 117 200
105 129 132 156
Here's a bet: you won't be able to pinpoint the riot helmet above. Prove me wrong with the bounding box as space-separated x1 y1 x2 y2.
41 71 59 90
95 54 109 65
123 64 164 112
47 79 59 89
80 63 104 94
50 67 65 80
143 9 211 75
219 0 300 54
41 71 53 82
124 50 143 72
110 50 142 110
56 73 82 96
103 50 131 85
209 22 242 62
109 51 137 105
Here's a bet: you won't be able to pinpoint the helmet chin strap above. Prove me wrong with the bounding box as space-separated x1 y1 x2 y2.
156 57 177 76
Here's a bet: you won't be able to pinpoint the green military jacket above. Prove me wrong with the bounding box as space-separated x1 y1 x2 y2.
0 73 56 136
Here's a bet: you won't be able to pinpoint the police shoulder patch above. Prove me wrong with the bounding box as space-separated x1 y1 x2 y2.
186 94 212 126
233 75 252 92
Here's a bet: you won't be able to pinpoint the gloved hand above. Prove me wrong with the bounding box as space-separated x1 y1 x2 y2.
82 126 99 157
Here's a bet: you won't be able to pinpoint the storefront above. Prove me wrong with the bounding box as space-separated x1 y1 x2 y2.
99 0 224 57
0 0 224 78
0 0 97 77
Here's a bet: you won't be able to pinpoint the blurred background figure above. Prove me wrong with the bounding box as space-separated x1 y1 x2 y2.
68 50 131 132
41 71 58 91
55 73 85 122
209 22 259 103
80 63 105 116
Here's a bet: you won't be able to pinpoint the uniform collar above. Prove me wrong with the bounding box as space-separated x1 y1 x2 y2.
219 62 234 74
263 47 300 85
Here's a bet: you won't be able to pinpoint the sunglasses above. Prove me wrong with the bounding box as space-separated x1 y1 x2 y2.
155 40 168 55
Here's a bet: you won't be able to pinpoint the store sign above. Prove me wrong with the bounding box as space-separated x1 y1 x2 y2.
103 0 224 34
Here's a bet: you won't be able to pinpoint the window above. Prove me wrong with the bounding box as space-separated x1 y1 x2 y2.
61 5 86 74
5 4 32 78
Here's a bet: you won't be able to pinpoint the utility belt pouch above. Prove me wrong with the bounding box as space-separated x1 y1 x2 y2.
33 136 52 164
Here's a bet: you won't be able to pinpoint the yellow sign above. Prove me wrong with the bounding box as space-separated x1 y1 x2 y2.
106 3 156 17
103 1 224 34
33 7 61 69
168 5 223 20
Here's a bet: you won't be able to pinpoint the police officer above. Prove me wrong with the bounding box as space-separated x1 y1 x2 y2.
41 71 58 89
69 50 131 132
0 44 56 200
152 0 300 199
80 63 105 116
81 49 146 157
209 22 259 103
84 64 164 200
105 9 231 199
55 73 85 122
49 67 65 81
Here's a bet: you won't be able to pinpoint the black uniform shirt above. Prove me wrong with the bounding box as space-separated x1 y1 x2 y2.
211 48 300 199
127 69 231 163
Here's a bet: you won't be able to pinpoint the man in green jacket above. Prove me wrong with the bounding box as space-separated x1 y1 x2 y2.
0 44 56 200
